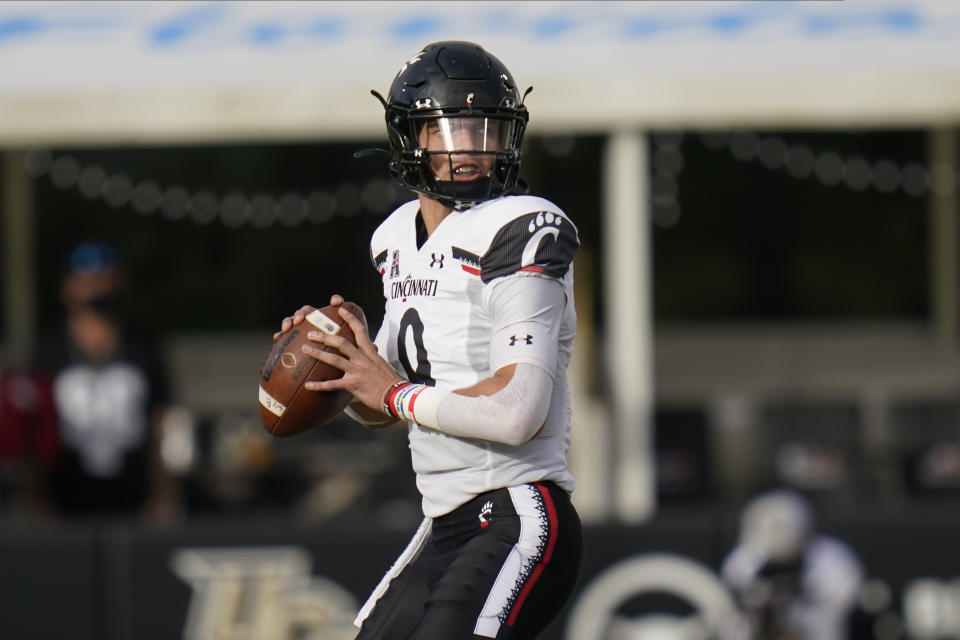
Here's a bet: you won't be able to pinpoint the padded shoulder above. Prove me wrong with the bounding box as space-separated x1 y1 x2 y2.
369 200 418 272
479 204 579 284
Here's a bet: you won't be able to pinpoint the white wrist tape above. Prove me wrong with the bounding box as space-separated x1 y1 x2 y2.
384 382 445 426
405 385 444 427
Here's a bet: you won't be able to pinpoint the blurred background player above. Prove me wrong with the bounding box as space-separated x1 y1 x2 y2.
0 359 59 520
278 41 583 639
36 242 178 522
721 488 865 640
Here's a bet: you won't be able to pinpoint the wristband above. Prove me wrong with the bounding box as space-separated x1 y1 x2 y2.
382 380 412 418
383 380 432 423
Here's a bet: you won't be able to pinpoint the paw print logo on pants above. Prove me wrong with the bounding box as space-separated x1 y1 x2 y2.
479 500 494 528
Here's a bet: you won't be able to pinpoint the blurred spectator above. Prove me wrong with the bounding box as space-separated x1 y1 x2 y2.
0 364 60 519
721 488 864 640
36 242 178 522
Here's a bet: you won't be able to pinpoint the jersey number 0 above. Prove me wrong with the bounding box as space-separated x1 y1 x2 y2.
398 308 436 386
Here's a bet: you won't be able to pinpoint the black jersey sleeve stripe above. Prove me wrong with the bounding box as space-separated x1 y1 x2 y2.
479 211 579 284
372 248 389 273
452 246 483 276
451 246 481 267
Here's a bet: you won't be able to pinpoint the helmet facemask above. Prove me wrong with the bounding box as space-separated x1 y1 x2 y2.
401 115 521 209
387 107 527 210
376 41 531 210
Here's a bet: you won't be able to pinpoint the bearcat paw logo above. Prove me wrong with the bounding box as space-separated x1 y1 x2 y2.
522 212 562 270
479 500 494 528
527 211 562 234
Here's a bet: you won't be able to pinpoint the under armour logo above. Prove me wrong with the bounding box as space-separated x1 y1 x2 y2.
479 500 493 528
429 253 444 269
509 334 533 346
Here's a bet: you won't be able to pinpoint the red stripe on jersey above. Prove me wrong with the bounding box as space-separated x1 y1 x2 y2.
506 483 559 626
519 265 544 273
461 264 481 276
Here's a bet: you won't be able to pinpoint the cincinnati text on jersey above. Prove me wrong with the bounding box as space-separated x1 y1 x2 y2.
391 276 439 300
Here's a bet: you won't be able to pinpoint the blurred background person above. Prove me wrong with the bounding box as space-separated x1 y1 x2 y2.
36 241 179 523
0 361 60 520
721 488 865 640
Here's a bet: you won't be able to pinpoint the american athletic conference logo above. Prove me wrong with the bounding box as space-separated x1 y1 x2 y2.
389 250 400 279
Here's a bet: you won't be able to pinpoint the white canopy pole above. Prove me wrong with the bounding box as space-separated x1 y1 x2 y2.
604 130 655 523
2 151 36 369
929 128 959 351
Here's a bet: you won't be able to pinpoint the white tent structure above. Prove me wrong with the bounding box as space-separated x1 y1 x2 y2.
2 0 960 142
2 0 958 522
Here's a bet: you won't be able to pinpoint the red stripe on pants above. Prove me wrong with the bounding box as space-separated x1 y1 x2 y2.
506 483 559 626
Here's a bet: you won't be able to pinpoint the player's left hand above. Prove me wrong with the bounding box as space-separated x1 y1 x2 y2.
301 298 401 415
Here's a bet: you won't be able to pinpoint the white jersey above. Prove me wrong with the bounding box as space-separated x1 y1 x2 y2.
369 194 579 517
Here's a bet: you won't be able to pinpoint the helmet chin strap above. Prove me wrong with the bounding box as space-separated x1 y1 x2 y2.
430 176 495 210
353 148 391 160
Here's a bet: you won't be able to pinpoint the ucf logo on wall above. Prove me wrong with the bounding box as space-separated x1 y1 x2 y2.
170 546 358 640
564 553 748 640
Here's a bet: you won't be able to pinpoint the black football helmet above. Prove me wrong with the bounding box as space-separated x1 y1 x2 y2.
373 41 531 210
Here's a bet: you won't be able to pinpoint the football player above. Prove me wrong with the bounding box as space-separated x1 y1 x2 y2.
277 41 582 639
721 489 865 640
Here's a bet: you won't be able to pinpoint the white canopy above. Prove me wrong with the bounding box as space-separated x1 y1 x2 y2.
1 0 959 146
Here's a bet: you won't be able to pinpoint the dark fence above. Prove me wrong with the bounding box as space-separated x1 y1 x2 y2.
1 507 958 640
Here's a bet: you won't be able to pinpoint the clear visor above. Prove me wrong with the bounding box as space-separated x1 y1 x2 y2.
417 117 512 153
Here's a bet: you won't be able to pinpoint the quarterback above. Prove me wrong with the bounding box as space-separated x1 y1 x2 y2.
278 41 582 639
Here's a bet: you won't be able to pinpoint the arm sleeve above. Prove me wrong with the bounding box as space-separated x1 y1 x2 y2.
431 362 553 446
407 275 567 444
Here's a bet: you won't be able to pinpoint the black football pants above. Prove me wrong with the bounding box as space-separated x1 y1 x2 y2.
355 481 582 640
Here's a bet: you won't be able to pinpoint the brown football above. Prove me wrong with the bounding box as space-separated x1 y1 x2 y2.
258 302 366 437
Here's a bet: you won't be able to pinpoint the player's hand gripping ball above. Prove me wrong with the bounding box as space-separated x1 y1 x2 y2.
259 302 366 436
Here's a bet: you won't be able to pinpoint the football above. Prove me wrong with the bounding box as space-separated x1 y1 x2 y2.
258 302 366 437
